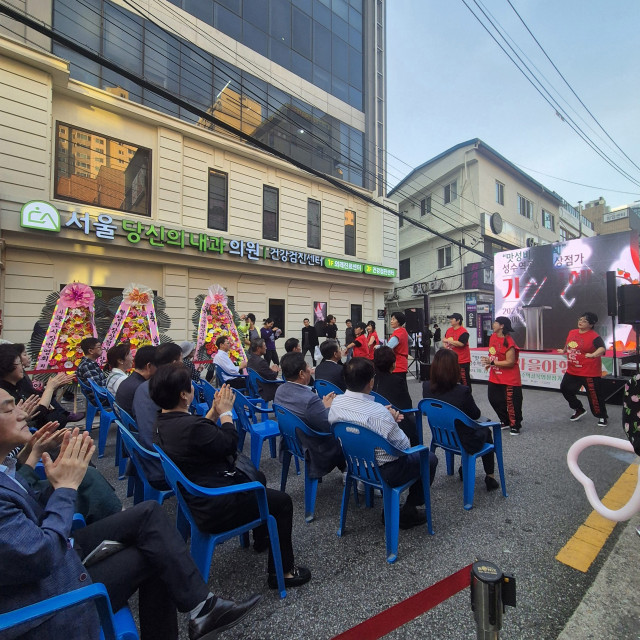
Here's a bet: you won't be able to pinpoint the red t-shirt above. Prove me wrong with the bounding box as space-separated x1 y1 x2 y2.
565 329 604 378
488 333 522 386
367 331 379 359
392 327 409 373
353 334 369 358
444 326 471 364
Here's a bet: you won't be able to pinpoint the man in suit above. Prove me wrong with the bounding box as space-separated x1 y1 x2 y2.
314 340 346 392
274 353 344 479
247 338 280 402
0 388 260 640
115 345 157 415
301 318 319 366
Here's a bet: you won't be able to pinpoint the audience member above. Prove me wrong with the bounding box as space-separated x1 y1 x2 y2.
0 344 73 428
301 318 319 366
115 345 157 415
284 337 301 353
151 366 311 589
274 353 345 478
105 343 133 395
181 340 202 383
76 337 108 407
328 358 438 529
423 349 499 490
314 340 346 391
344 319 355 361
373 346 418 445
213 335 248 389
0 388 262 639
247 338 280 402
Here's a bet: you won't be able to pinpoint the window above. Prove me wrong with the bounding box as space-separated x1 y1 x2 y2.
438 245 452 269
496 181 504 205
399 258 411 280
54 122 151 216
542 209 555 231
560 227 574 242
420 197 431 217
307 198 321 249
207 169 228 231
444 180 457 204
345 209 356 256
263 186 279 241
518 194 533 219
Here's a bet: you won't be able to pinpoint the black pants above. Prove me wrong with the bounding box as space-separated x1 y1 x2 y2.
456 424 495 474
198 487 294 576
560 373 608 419
487 382 523 429
379 451 438 507
265 349 279 367
75 501 209 640
226 377 247 390
459 363 471 389
301 346 317 366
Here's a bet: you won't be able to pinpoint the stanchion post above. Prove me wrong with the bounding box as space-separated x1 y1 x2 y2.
470 561 516 640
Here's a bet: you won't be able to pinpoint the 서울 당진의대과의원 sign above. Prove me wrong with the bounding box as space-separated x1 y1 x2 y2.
19 201 397 277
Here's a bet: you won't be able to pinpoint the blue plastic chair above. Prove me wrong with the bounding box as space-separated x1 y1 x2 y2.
274 403 339 522
190 379 210 416
118 423 174 505
0 583 138 640
313 379 344 398
153 444 287 598
247 368 285 402
87 379 117 458
417 398 507 510
77 379 99 434
233 389 279 468
214 364 247 389
113 402 138 496
333 421 434 563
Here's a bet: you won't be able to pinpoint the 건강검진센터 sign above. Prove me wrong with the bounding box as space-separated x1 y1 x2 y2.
19 201 397 277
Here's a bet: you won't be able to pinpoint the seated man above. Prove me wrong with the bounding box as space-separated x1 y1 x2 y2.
0 388 261 640
284 338 314 385
213 336 248 389
247 338 280 402
76 337 107 406
273 353 344 479
132 342 183 488
314 340 346 392
328 357 438 530
115 345 157 416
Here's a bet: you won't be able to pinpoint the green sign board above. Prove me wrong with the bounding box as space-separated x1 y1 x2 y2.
365 264 397 278
324 257 363 273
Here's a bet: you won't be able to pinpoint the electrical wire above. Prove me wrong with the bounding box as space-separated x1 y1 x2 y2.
0 0 492 261
460 0 640 190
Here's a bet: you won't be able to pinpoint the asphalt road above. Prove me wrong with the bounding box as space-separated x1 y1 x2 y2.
88 377 635 640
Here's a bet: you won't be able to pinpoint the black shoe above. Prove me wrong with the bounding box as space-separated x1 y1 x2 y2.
570 407 586 421
189 594 262 640
598 417 608 428
267 565 311 589
485 476 500 492
510 426 521 436
458 466 463 481
399 505 427 530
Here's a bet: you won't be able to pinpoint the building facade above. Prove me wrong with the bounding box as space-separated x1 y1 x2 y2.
387 139 594 347
582 197 640 236
0 0 397 345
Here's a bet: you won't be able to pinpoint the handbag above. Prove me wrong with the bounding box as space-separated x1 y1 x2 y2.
233 452 265 485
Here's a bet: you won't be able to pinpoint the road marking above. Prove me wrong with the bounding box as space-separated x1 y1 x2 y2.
330 563 472 640
556 463 638 572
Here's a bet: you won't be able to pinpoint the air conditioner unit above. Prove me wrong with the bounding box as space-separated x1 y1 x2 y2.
412 283 422 295
429 279 444 291
526 237 537 248
384 291 398 302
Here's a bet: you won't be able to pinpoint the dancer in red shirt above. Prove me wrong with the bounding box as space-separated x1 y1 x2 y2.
365 321 380 360
444 313 472 388
387 312 409 379
481 316 523 435
346 322 370 359
558 312 608 427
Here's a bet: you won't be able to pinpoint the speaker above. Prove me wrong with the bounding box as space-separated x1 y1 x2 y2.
618 284 640 325
606 271 617 317
405 308 424 334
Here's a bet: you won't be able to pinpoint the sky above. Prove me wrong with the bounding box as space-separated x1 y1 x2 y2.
386 0 640 209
